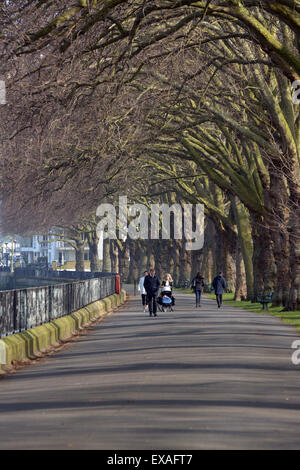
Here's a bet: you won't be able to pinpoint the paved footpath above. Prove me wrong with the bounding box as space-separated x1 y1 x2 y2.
1 288 300 450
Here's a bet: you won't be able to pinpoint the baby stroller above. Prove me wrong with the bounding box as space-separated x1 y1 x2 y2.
158 293 175 312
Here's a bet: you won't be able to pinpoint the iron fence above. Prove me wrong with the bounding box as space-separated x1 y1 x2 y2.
0 274 116 337
14 267 116 280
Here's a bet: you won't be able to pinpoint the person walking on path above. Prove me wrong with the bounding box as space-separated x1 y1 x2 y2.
161 273 173 298
212 271 227 308
161 273 175 306
144 268 160 317
191 272 205 307
138 270 148 312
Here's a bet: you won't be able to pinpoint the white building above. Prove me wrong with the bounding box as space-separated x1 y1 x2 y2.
1 229 104 270
19 234 90 267
0 237 21 267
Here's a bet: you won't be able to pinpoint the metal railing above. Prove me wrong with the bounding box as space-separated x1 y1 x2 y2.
0 272 116 337
14 267 116 280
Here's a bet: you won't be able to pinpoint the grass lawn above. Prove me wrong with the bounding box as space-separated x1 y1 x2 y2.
173 287 194 294
207 292 300 334
174 288 300 334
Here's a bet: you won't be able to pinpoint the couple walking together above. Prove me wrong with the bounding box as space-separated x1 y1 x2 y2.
191 271 227 308
138 269 172 317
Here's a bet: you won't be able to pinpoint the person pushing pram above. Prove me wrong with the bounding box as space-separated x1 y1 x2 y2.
158 273 175 311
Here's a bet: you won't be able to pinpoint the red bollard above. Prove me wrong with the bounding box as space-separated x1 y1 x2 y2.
115 274 121 294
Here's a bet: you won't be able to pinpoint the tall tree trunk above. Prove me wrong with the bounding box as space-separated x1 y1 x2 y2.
127 239 138 282
268 165 291 306
200 219 215 284
213 225 223 275
287 175 300 310
222 228 236 293
138 241 148 277
168 239 175 280
250 212 276 299
118 241 130 280
191 248 203 279
171 239 181 286
153 241 163 278
87 231 100 272
234 240 247 301
179 239 192 284
102 238 112 273
75 244 85 272
147 239 155 271
110 240 119 273
134 240 143 277
230 197 254 301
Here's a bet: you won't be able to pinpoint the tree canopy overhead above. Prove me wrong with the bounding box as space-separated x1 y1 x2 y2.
0 0 300 309
2 1 299 81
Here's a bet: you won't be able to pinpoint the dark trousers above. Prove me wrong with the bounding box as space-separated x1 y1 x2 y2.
216 294 223 307
147 292 157 315
195 289 202 305
141 294 147 306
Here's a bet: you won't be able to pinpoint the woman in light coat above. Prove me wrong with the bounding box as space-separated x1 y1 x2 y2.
138 270 148 312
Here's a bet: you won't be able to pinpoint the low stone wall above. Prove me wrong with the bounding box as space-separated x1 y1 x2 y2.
0 289 126 375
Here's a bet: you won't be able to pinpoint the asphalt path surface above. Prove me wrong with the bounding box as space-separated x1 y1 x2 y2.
0 287 300 450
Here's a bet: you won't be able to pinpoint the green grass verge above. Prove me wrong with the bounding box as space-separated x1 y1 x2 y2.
205 293 300 334
174 288 300 334
173 287 194 294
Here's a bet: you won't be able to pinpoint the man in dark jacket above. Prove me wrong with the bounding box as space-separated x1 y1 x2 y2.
212 271 227 308
144 268 160 317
